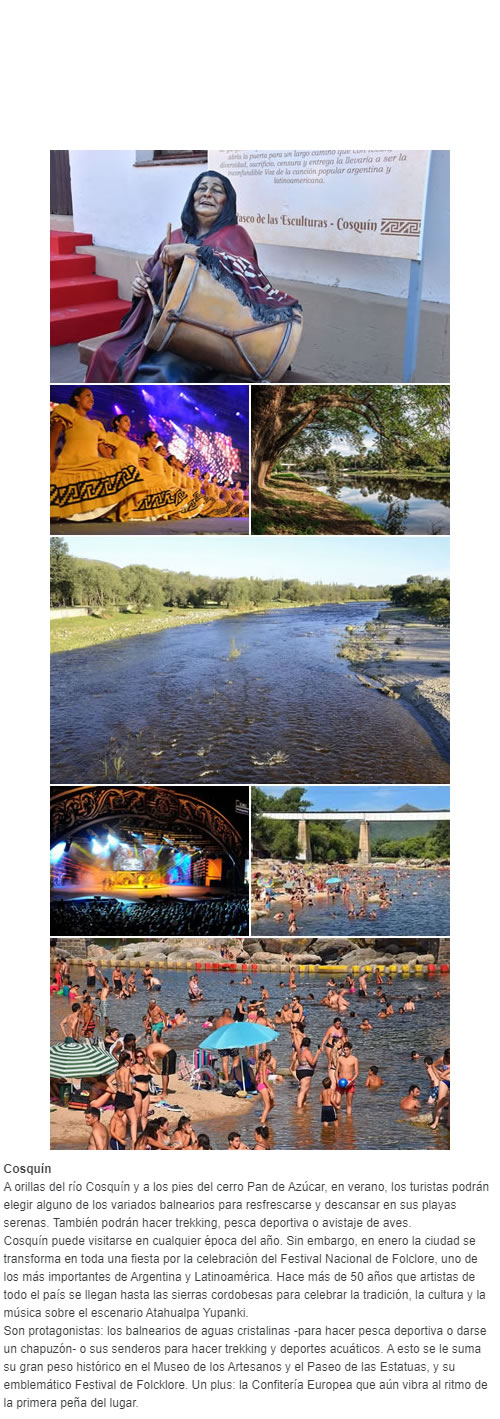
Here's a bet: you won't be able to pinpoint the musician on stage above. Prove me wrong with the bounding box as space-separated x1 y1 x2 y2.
86 170 301 384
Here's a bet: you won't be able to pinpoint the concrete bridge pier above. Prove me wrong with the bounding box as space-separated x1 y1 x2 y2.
357 819 371 867
297 817 312 861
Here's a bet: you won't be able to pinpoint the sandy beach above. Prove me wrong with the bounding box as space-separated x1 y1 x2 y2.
50 1078 252 1149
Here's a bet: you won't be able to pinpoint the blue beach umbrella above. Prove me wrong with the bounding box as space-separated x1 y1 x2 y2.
201 1022 278 1050
200 1021 279 1098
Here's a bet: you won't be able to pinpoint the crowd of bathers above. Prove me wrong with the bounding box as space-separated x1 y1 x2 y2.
50 896 249 936
252 859 449 933
50 954 450 1150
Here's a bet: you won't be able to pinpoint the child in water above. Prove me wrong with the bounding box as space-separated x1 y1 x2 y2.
320 1077 338 1127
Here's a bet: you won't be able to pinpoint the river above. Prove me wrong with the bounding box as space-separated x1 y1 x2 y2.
314 474 450 534
254 866 450 936
50 602 448 783
50 966 449 1151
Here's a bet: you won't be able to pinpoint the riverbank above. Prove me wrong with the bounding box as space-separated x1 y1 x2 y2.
50 598 387 654
50 1076 252 1149
252 476 387 535
338 610 450 757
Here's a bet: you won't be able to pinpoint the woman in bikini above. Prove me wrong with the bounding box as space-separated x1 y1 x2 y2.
255 1052 275 1126
296 1036 320 1111
132 1050 154 1135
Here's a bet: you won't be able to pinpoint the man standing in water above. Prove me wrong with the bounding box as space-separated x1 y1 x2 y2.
400 1084 421 1112
359 972 368 998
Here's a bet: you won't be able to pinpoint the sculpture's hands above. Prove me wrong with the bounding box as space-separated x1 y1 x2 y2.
161 242 195 266
131 273 150 298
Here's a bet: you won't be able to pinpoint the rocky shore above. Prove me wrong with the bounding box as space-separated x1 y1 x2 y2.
51 932 448 971
338 610 450 756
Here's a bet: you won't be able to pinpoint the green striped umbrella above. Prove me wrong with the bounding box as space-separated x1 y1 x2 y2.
50 1041 114 1079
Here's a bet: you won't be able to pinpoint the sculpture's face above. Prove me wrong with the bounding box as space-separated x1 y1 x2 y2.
193 176 227 224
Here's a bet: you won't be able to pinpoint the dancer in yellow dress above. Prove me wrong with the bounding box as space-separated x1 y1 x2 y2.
102 418 177 523
163 455 206 521
50 389 143 520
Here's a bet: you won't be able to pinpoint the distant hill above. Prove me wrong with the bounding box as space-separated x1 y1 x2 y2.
342 805 448 844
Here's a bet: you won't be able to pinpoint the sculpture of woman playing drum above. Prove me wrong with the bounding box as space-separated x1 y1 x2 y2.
86 171 303 384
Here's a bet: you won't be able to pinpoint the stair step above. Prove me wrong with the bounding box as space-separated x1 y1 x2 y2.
51 275 119 309
50 230 93 254
50 298 130 347
50 253 96 279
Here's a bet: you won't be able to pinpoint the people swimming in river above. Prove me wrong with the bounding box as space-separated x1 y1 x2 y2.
50 947 449 1150
252 859 449 936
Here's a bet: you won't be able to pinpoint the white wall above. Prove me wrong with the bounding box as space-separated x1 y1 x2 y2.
69 149 449 303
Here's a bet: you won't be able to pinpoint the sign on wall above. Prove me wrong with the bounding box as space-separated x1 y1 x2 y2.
209 150 431 261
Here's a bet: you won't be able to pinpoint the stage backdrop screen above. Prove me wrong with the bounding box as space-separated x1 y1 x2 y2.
209 149 431 260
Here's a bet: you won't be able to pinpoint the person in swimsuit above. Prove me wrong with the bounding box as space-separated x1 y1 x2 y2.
430 1048 450 1130
96 978 111 1034
170 1117 198 1150
334 1042 359 1116
132 1050 154 1134
228 1131 248 1150
255 1052 274 1125
320 1018 345 1071
400 1084 421 1112
79 995 96 1038
254 1125 271 1150
85 1106 109 1150
113 1053 137 1146
109 1108 128 1150
296 1037 320 1111
366 1066 384 1089
188 974 204 1001
60 1001 81 1040
319 1077 338 1127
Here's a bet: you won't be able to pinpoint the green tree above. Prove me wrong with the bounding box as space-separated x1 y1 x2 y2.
121 566 164 612
252 385 450 492
50 536 78 607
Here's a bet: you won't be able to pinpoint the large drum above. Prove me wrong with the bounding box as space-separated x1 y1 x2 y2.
144 255 303 381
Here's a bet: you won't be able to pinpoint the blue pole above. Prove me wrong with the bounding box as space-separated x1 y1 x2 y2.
402 150 432 382
402 258 425 382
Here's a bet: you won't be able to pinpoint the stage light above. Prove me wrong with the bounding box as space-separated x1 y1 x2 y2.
113 405 122 415
90 837 102 855
50 841 66 864
107 833 119 848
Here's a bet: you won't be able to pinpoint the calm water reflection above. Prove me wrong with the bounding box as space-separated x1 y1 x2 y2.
316 474 450 534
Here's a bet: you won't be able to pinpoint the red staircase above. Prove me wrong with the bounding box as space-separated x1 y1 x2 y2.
50 230 130 346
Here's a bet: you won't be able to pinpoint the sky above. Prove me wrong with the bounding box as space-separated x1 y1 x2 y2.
63 535 449 584
255 786 450 812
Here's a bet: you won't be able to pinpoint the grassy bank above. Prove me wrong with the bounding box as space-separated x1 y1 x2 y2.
252 483 386 536
51 598 387 654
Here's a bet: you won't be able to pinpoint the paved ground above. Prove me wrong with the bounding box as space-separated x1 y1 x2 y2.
50 344 85 383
